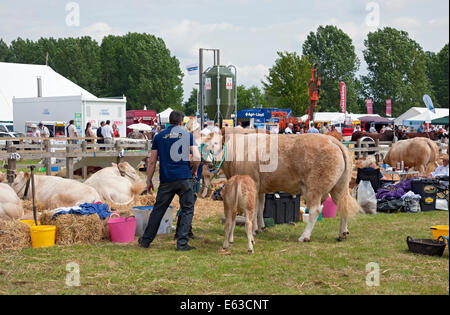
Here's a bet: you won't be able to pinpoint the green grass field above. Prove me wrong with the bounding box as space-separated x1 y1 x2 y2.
0 210 448 295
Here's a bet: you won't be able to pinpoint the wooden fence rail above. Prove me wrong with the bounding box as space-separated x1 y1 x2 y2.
1 138 151 183
1 137 399 184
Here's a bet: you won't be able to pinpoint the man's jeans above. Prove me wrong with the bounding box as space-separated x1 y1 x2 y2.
141 179 195 249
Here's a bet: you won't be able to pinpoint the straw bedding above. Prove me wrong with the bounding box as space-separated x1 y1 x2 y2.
0 219 31 251
39 211 103 245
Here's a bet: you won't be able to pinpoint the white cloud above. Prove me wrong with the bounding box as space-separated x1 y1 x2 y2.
79 22 123 42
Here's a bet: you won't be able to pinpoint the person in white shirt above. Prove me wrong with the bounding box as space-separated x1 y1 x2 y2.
101 120 115 144
284 123 294 134
31 124 41 144
353 125 362 133
67 120 79 144
431 157 449 178
236 122 243 129
38 123 50 138
369 124 377 133
200 124 211 137
213 123 221 134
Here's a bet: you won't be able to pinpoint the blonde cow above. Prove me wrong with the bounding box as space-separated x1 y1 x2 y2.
84 162 146 205
203 129 360 242
221 175 257 254
11 172 102 210
384 137 440 174
0 183 24 220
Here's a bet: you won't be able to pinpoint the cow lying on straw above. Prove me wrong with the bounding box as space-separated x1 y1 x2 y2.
85 162 146 205
221 175 257 253
11 172 102 210
203 129 360 242
0 182 24 220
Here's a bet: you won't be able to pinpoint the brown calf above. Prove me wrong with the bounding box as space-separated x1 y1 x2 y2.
221 175 257 254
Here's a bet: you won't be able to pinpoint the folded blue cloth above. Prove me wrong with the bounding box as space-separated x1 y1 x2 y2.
51 203 112 220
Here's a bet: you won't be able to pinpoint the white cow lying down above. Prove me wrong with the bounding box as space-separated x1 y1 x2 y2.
11 172 102 210
0 183 24 220
84 162 146 205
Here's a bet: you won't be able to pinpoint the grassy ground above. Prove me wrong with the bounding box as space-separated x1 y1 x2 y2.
0 205 448 295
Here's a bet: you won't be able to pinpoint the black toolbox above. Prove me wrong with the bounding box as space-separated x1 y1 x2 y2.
411 179 437 212
263 192 301 224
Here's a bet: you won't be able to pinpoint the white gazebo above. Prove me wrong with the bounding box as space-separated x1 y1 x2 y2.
158 108 174 125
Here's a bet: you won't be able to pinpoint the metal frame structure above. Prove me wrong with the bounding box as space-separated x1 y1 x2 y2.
198 48 237 128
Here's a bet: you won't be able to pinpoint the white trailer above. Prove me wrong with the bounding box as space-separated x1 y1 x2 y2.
13 95 127 137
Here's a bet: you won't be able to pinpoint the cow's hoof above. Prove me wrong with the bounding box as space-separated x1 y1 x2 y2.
248 250 254 254
298 237 311 243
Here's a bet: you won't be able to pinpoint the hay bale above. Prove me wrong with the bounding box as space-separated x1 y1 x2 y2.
39 211 103 246
0 219 31 251
137 194 156 206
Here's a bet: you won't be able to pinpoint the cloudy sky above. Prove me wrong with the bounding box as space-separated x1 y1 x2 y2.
1 0 448 101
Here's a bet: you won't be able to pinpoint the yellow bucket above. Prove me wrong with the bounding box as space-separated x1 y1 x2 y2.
431 225 449 248
30 225 56 248
20 220 41 227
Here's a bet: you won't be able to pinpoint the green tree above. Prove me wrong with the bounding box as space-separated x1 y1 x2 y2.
100 33 184 111
183 88 198 116
362 27 432 116
426 44 449 107
302 25 360 112
237 85 268 111
0 39 14 62
9 37 41 64
262 51 311 116
51 37 102 96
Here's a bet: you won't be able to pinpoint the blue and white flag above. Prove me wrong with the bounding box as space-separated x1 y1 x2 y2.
186 64 199 76
423 94 435 113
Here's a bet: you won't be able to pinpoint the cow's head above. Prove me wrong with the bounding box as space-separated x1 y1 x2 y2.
201 132 224 165
117 162 142 182
10 171 30 198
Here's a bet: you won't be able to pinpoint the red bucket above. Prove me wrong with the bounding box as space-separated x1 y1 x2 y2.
108 213 137 243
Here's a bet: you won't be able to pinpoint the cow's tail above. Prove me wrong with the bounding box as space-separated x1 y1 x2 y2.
330 141 361 219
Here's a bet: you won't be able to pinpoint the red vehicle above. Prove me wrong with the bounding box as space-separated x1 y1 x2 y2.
126 110 157 136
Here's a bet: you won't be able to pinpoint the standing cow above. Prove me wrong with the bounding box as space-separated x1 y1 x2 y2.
221 175 257 253
384 137 440 174
203 129 360 242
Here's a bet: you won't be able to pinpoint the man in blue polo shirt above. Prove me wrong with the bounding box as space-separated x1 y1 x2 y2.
139 111 201 251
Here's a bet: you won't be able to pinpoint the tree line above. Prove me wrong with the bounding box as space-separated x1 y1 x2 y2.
188 26 448 117
275 26 448 116
1 26 448 118
0 33 184 113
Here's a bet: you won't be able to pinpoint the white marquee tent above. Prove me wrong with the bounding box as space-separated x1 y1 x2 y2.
158 108 174 124
394 107 449 125
0 62 95 122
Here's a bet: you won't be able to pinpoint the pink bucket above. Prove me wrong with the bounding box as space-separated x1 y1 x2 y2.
108 213 137 243
322 197 337 218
